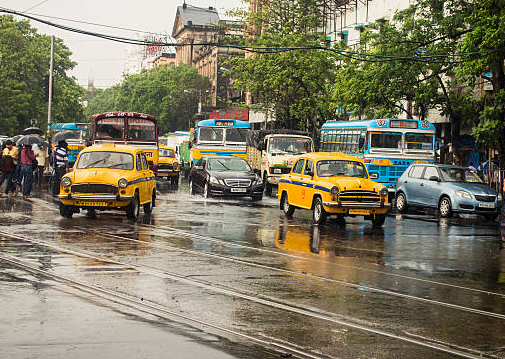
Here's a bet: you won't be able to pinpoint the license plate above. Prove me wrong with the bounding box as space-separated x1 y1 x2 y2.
478 202 495 208
349 209 370 215
78 201 107 207
231 188 247 193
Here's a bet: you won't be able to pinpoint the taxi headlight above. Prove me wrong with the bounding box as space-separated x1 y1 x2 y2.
61 176 71 187
173 161 179 168
455 190 472 199
330 186 339 195
118 178 128 188
380 187 389 197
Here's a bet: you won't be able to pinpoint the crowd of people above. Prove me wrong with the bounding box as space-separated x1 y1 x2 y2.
0 139 69 198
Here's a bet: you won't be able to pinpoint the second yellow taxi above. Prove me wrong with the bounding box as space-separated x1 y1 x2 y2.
58 143 156 221
278 152 390 226
157 144 180 186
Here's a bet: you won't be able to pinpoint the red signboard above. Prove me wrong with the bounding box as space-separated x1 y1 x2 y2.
209 109 249 122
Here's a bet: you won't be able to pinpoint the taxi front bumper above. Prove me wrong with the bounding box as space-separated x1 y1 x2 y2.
59 194 134 208
323 201 390 215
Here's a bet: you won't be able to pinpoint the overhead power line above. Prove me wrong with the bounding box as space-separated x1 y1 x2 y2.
24 0 51 12
0 6 502 64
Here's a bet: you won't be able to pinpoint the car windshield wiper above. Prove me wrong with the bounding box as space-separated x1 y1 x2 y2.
216 160 230 170
84 158 108 168
106 163 126 169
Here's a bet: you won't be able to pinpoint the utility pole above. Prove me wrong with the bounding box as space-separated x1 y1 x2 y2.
46 35 54 138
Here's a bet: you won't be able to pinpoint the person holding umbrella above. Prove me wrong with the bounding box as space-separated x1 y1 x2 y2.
0 140 18 197
19 144 36 198
52 140 68 196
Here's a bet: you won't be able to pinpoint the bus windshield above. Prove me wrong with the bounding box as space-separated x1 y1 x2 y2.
404 133 433 150
225 128 248 143
76 151 134 170
199 127 224 142
268 137 311 154
317 160 368 179
96 118 125 140
371 132 402 150
127 118 156 141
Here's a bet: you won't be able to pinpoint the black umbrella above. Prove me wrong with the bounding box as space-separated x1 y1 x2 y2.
16 134 46 146
23 127 45 136
52 130 77 144
9 134 24 143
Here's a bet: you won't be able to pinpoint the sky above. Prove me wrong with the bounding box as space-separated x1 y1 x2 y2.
0 0 244 89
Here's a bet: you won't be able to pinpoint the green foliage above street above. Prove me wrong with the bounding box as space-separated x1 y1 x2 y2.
0 15 84 136
85 64 210 133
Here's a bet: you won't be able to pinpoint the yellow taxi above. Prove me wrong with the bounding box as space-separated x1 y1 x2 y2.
58 143 156 221
157 145 180 186
278 152 390 226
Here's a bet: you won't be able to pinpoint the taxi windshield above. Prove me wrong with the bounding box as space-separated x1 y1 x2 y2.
160 149 175 158
317 160 368 179
77 151 134 170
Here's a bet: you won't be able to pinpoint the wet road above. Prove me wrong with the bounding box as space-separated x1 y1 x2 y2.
1 180 505 358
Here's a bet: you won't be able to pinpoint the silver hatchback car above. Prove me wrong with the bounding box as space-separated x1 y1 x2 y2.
396 164 502 220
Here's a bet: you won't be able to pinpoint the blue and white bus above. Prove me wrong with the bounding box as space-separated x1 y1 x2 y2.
190 119 251 166
50 122 88 166
320 118 436 193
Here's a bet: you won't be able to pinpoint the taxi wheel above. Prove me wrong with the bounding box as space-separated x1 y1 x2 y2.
396 192 408 213
59 202 73 219
126 194 140 221
143 193 153 214
189 180 195 195
371 213 386 226
203 182 211 198
281 192 295 217
312 197 327 225
438 197 453 218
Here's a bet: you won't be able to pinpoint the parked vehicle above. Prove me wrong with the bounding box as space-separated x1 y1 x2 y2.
278 152 390 226
246 130 314 196
189 155 263 200
320 118 436 199
58 143 156 221
157 145 180 186
396 164 503 220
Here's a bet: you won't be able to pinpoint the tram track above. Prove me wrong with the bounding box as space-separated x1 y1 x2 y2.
0 230 500 359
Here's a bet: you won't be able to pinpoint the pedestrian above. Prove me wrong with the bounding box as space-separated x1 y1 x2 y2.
52 140 68 196
1 139 19 196
32 144 47 186
19 144 36 198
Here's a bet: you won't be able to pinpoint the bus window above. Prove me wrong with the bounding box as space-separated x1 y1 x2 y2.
334 132 342 152
225 128 248 143
371 132 402 149
404 133 434 150
128 119 156 141
199 127 224 142
96 118 125 140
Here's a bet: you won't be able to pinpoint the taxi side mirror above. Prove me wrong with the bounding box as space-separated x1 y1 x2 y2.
370 172 379 179
306 170 314 177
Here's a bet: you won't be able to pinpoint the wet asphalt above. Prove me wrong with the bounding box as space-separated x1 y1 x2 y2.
1 179 505 358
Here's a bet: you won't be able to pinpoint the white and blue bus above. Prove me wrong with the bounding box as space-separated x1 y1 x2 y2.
320 118 436 193
190 119 251 166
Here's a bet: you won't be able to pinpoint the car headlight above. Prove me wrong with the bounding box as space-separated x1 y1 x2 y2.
61 176 71 187
330 186 339 195
255 177 263 185
498 193 503 201
209 176 219 184
380 187 388 197
118 178 128 188
455 190 472 199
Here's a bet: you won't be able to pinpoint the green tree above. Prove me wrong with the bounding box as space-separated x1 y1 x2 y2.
0 15 84 136
85 64 210 133
458 0 505 166
228 0 339 135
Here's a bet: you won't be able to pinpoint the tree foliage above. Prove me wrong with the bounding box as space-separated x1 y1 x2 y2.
228 0 339 135
0 15 85 136
85 64 210 134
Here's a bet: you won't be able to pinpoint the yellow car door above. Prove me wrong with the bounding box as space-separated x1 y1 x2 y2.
288 158 305 207
140 153 151 203
299 159 315 209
